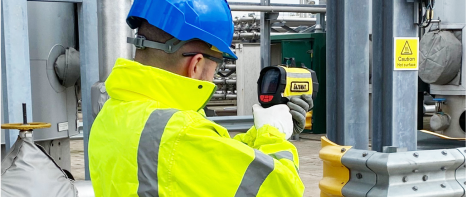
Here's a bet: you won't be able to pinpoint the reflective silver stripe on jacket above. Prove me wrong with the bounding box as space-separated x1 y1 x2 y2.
269 151 294 163
235 149 275 197
137 109 178 197
269 151 298 172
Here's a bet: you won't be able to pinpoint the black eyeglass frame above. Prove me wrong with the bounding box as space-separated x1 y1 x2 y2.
182 53 224 73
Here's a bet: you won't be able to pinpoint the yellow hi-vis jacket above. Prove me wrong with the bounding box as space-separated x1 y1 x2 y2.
89 58 304 197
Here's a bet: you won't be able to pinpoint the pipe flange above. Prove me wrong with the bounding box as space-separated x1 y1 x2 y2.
46 45 66 92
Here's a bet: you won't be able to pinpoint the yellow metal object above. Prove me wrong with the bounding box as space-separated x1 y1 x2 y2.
282 66 314 97
420 130 465 141
1 122 51 131
319 136 352 197
305 111 313 130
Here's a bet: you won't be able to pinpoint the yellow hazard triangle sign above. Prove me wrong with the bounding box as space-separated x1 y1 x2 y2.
394 37 418 70
401 41 413 55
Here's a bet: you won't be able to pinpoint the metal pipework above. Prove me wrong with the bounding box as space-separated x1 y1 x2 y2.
234 16 317 24
234 16 258 23
226 80 237 85
213 94 238 100
213 90 237 100
424 105 436 114
233 32 260 40
225 64 236 70
213 79 237 85
213 94 225 99
230 5 327 13
98 0 133 82
213 79 225 84
226 94 238 99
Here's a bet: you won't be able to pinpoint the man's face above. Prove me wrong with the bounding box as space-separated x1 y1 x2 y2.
199 52 223 82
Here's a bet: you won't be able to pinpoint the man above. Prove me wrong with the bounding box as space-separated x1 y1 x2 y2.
88 0 313 196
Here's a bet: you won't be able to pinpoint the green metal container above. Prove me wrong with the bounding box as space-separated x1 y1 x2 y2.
271 33 326 134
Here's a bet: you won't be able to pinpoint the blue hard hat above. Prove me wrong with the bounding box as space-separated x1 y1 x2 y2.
127 0 237 59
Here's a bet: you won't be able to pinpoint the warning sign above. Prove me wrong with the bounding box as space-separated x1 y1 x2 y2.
401 41 413 55
394 37 418 70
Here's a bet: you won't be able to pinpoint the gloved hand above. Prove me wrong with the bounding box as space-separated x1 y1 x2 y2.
252 104 293 139
287 94 314 135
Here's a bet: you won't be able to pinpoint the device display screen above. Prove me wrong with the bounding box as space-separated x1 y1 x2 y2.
261 69 280 94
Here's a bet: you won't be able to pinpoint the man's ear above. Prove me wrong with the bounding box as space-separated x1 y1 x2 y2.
187 54 206 80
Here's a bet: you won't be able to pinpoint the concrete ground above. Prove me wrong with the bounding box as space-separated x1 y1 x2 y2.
70 133 324 197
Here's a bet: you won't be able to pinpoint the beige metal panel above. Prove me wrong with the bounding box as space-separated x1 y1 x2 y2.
236 44 261 116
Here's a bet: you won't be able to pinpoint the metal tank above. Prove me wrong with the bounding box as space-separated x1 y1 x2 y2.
1 1 79 169
420 0 466 138
432 0 466 24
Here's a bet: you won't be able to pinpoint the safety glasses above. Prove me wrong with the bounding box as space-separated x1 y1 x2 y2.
182 53 224 73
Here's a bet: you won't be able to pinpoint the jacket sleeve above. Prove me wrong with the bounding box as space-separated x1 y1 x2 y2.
168 111 304 197
233 125 304 196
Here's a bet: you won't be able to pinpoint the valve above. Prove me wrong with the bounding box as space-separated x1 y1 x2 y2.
1 103 51 138
430 98 450 131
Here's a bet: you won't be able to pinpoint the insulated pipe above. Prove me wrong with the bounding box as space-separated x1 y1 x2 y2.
98 0 133 82
230 5 327 13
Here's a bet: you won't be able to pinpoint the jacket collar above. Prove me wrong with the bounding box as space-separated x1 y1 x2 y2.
105 58 217 112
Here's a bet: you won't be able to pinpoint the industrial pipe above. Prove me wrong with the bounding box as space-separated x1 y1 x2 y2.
226 94 238 99
225 64 236 70
233 32 260 40
234 31 325 41
274 17 317 23
213 79 225 84
424 105 436 114
235 16 317 24
229 5 326 13
234 17 258 23
213 94 225 99
213 90 237 100
225 80 237 85
213 79 237 85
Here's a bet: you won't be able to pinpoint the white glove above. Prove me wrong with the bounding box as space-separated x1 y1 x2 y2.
252 104 293 139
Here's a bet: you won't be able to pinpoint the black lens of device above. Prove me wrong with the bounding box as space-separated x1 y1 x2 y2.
261 69 280 94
